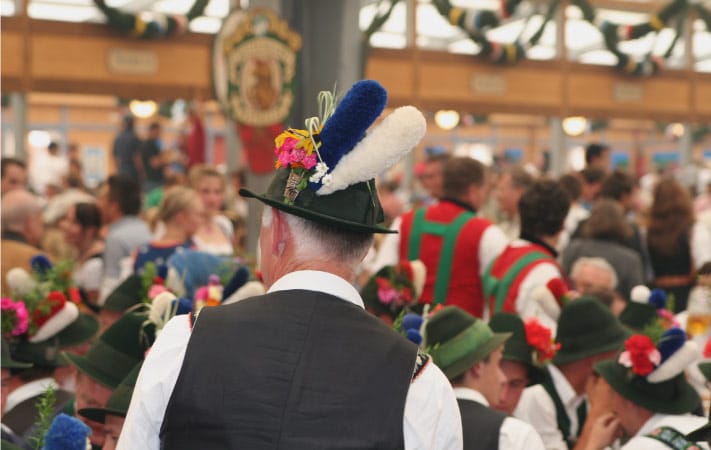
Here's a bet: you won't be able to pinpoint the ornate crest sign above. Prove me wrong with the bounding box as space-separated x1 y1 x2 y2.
212 8 301 173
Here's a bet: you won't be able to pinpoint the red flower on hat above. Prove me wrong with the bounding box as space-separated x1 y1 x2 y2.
703 337 711 359
618 335 661 376
31 291 67 332
524 318 560 365
67 287 82 305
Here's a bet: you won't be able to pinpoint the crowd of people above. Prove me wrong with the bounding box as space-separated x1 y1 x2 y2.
1 79 711 450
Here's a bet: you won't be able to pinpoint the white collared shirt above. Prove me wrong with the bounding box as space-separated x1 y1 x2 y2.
513 365 586 450
118 270 462 450
621 413 709 450
455 387 545 450
4 377 58 414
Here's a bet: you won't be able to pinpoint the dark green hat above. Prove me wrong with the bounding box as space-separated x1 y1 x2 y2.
102 275 142 312
686 420 711 443
56 313 99 348
489 313 545 385
64 312 155 389
79 362 142 424
239 80 426 234
360 262 423 320
699 361 711 382
10 337 67 368
425 306 511 380
619 302 657 331
1 338 31 369
553 296 628 365
595 359 700 414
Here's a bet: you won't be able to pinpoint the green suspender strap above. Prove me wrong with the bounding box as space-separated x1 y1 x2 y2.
482 251 551 313
541 369 574 449
407 208 475 305
646 426 703 450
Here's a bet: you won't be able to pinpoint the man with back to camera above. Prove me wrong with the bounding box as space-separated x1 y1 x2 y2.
117 80 462 449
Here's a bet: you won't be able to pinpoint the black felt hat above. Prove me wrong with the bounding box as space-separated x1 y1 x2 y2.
240 80 426 234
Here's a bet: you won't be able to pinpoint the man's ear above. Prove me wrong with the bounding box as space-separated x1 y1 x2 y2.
272 209 287 256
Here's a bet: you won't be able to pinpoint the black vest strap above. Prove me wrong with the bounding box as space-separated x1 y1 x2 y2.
160 290 418 450
541 368 583 449
646 426 701 450
457 398 505 450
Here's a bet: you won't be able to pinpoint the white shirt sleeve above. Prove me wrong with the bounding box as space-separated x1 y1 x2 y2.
515 262 564 330
500 417 546 450
403 360 463 449
116 315 191 450
371 216 402 272
691 221 711 269
514 385 569 450
479 224 509 276
75 258 103 292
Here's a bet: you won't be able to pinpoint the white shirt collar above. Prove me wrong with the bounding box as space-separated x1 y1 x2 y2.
549 365 585 410
268 270 364 309
4 377 58 414
453 387 490 407
635 414 672 437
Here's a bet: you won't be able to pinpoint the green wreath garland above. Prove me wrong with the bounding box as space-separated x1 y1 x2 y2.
93 0 208 39
433 0 710 77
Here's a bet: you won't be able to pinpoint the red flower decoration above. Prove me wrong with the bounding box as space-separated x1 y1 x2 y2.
153 276 164 285
32 291 67 331
704 337 711 359
67 287 82 305
524 318 560 364
619 335 661 376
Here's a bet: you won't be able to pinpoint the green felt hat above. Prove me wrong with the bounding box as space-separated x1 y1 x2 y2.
425 306 511 380
102 275 142 312
553 296 628 365
79 362 142 424
10 337 67 368
699 361 711 382
360 261 425 320
489 313 545 385
618 302 658 331
1 338 32 369
595 359 700 414
239 80 426 235
64 312 155 389
56 313 100 348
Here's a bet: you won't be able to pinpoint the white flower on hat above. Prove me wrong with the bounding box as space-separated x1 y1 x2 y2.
6 268 38 297
630 285 652 304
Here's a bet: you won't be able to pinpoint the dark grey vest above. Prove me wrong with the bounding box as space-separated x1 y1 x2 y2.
458 398 506 450
160 290 417 450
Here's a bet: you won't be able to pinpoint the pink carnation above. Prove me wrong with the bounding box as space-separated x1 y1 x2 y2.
13 303 28 336
302 152 318 170
148 285 169 300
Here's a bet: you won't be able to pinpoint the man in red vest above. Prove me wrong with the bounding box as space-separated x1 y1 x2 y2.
483 179 571 330
376 157 508 318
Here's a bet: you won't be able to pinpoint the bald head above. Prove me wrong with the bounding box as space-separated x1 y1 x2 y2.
2 190 42 245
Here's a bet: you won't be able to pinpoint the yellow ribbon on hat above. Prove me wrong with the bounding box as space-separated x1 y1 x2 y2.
449 7 464 25
649 15 664 31
132 17 147 37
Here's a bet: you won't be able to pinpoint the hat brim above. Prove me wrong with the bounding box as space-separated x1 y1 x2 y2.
239 176 395 234
699 361 711 382
57 313 99 348
441 332 511 380
102 275 142 312
501 350 546 385
78 406 126 424
64 351 120 389
553 330 629 365
596 360 700 414
1 355 32 369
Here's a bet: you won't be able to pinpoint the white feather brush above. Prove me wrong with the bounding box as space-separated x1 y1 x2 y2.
316 106 426 196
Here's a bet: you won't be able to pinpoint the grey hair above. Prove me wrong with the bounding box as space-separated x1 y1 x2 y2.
571 257 619 289
262 206 373 266
1 191 40 232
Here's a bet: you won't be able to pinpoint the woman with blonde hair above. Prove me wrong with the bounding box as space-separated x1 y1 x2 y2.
189 165 234 255
132 186 203 274
646 178 711 311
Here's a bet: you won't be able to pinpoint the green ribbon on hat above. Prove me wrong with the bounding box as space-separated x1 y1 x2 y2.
430 320 494 368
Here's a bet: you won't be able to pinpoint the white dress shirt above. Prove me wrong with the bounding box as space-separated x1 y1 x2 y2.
455 387 545 450
118 270 463 450
621 413 709 449
514 365 586 450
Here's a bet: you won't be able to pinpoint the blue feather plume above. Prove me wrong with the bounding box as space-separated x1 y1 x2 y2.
402 313 423 331
657 328 686 363
172 297 194 315
309 80 387 190
31 254 53 275
406 328 423 345
43 413 91 450
648 288 667 310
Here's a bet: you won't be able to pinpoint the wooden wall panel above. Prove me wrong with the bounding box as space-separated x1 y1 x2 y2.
695 80 711 116
365 58 415 100
1 31 24 78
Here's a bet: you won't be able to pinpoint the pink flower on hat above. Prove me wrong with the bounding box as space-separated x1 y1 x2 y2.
1 298 29 337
